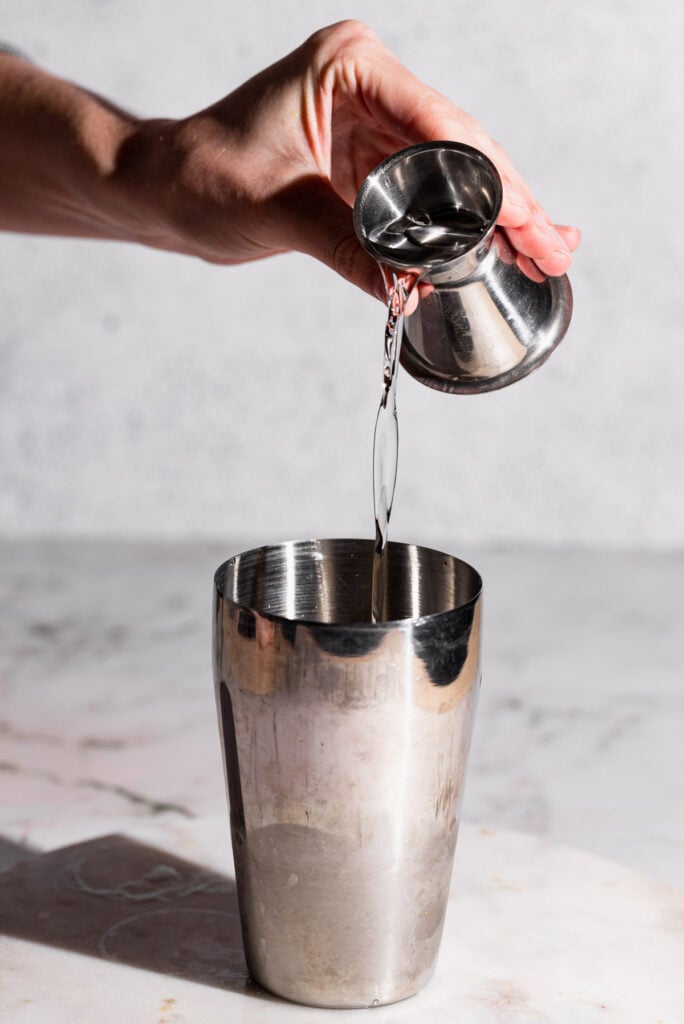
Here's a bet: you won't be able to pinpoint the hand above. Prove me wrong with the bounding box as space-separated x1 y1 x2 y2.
0 21 579 295
142 21 579 295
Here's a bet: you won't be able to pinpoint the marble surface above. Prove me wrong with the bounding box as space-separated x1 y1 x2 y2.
0 540 682 888
1 816 683 1023
1 540 683 1020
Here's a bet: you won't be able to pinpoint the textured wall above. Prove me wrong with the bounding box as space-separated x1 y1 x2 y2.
1 1 682 549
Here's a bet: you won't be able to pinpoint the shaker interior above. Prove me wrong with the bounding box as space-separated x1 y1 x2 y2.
215 539 481 625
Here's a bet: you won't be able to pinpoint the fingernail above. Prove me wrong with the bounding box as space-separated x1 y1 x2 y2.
534 211 570 251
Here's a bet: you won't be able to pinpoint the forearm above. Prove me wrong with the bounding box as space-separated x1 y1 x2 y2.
0 54 174 248
0 24 580 291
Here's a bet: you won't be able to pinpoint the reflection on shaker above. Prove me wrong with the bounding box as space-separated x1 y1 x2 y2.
213 539 482 1009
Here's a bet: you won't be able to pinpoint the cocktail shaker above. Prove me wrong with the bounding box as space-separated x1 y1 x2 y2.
353 141 573 394
213 538 482 1008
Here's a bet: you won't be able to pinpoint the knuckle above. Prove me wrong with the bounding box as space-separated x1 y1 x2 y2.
309 19 378 57
463 113 487 142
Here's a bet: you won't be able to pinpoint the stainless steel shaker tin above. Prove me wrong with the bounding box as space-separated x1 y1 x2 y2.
353 141 573 394
213 538 482 1008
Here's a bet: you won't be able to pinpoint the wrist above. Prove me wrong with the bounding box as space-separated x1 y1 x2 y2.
0 56 185 251
111 113 242 261
117 112 271 265
107 116 189 253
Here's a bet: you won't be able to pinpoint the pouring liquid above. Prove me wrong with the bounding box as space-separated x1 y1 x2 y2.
370 203 485 622
371 269 421 623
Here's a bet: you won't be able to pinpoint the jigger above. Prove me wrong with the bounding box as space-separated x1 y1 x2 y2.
353 141 573 394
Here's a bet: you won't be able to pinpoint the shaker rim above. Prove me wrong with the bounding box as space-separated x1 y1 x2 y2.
214 537 482 630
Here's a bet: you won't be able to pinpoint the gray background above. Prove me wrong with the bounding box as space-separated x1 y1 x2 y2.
1 0 682 551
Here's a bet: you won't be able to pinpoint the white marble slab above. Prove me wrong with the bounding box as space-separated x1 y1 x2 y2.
1 541 682 889
1 816 682 1023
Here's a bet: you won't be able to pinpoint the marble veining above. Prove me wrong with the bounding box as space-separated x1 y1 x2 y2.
1 541 682 1020
0 817 682 1022
1 540 681 888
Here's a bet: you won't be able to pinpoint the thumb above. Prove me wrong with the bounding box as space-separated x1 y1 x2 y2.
270 175 385 300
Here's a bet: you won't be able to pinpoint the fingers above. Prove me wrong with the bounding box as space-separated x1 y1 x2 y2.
556 224 581 251
498 183 531 229
322 23 580 277
483 146 580 275
513 222 581 280
516 254 546 284
492 154 577 276
505 206 581 276
249 23 580 293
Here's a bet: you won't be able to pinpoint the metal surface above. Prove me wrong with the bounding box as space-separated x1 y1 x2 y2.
213 539 482 1009
353 141 573 394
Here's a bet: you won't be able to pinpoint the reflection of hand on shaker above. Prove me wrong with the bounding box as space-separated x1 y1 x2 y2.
0 21 579 298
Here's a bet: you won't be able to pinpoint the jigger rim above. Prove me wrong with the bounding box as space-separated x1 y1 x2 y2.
352 140 503 270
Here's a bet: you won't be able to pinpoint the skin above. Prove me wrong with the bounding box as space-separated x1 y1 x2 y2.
0 21 579 300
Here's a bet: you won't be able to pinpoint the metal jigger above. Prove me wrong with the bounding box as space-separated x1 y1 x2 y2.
353 141 573 394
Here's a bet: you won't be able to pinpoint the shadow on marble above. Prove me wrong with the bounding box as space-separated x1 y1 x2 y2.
0 834 39 872
0 832 277 999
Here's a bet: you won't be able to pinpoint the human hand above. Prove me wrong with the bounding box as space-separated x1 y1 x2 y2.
141 20 579 297
0 22 579 295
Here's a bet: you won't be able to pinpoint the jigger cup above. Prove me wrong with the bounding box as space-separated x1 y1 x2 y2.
213 538 482 1008
353 141 573 394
